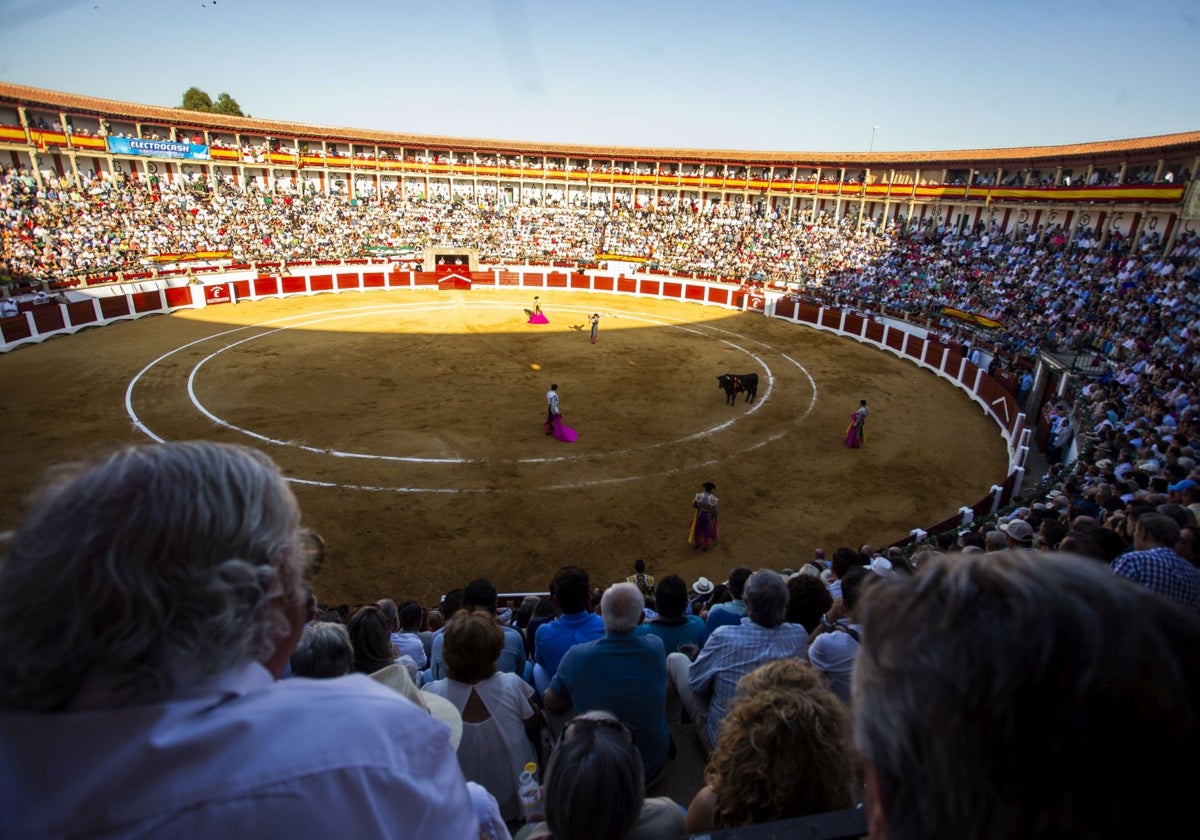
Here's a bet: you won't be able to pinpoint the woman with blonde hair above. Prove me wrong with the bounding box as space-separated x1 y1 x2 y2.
685 659 857 832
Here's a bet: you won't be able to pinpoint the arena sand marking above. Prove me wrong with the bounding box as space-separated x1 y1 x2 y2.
126 298 818 492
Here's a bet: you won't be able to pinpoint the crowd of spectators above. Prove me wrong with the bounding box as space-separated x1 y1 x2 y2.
275 531 1200 835
2 440 1195 839
4 164 1198 368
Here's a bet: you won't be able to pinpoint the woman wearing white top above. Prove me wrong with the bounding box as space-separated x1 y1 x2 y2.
424 609 541 822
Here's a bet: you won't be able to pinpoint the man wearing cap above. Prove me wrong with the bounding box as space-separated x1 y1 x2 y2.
1000 518 1037 551
1111 512 1200 610
689 576 715 616
1183 484 1200 523
1169 478 1198 498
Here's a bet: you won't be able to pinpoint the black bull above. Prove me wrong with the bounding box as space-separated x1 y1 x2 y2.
717 373 759 405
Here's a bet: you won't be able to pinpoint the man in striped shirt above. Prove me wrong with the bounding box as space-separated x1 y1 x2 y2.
666 569 808 753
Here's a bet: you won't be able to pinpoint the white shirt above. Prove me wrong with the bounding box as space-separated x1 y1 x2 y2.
391 629 429 669
0 662 478 839
546 389 560 414
808 620 862 704
424 672 537 822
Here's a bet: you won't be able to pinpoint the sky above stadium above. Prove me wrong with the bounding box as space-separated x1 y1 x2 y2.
3 0 1198 154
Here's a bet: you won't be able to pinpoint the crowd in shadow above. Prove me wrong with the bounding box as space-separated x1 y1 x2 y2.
0 440 1196 838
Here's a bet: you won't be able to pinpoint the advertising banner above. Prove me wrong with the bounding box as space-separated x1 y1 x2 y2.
106 137 211 160
203 283 232 305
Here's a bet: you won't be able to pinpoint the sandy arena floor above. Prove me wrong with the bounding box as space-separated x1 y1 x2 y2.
0 288 1009 606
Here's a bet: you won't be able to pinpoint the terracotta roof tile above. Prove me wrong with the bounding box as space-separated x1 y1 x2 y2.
3 81 1198 167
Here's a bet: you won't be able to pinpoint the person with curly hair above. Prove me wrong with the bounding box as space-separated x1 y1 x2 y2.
684 658 857 833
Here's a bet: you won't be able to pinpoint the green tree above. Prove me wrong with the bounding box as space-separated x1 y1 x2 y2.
212 93 245 117
179 88 246 117
180 87 214 112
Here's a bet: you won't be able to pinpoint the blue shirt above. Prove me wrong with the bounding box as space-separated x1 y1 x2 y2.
1111 546 1200 610
534 611 605 678
0 663 477 839
636 614 705 654
688 617 808 746
698 599 745 648
550 631 670 779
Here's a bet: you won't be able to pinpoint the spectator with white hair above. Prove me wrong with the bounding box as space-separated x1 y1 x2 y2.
544 582 671 783
289 620 354 678
667 569 808 753
984 529 1009 552
0 441 477 838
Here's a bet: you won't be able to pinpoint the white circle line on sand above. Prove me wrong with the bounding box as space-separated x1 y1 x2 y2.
183 304 774 464
128 299 817 493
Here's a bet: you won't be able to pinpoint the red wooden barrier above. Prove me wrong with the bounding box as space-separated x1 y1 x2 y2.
132 291 162 314
99 297 131 319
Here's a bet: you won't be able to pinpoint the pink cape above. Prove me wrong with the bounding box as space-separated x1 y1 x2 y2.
546 414 577 442
528 312 549 324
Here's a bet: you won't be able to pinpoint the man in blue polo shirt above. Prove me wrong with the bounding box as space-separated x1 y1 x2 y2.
544 582 670 782
533 566 604 689
697 566 751 647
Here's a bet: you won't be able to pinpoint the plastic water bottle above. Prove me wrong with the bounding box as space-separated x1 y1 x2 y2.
518 760 542 823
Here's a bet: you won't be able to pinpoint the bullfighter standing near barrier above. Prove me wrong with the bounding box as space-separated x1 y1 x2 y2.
689 482 719 551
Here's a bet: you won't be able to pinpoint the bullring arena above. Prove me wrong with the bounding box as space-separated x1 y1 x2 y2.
2 77 1200 837
0 267 1010 606
2 81 1197 605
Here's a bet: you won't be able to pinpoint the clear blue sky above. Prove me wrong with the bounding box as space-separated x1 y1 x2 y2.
2 0 1198 153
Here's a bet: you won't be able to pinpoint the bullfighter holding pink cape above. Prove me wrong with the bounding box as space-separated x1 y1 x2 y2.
528 296 549 325
543 383 577 442
845 400 868 448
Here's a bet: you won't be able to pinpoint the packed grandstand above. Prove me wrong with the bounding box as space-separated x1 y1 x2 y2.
1 83 1198 839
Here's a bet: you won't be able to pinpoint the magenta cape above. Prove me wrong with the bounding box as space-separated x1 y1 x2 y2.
545 414 577 442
